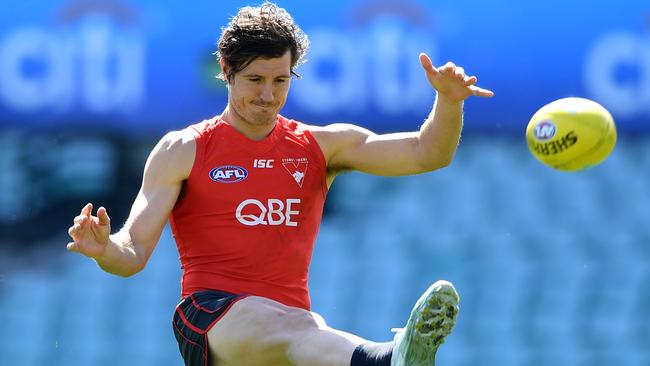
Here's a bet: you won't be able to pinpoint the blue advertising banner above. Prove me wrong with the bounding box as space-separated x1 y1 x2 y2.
0 0 648 134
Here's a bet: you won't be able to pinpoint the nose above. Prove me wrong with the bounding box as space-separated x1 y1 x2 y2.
259 82 274 103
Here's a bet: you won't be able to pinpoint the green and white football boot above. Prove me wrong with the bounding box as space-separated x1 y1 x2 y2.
391 280 460 366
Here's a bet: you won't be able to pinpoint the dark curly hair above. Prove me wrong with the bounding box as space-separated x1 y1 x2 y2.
216 2 309 82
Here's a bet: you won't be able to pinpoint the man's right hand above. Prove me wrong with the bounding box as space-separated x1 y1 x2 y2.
67 203 111 260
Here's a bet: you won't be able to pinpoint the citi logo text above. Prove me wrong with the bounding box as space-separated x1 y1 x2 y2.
236 198 300 227
209 166 248 183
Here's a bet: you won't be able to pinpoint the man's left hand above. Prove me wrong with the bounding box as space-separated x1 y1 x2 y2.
419 53 494 103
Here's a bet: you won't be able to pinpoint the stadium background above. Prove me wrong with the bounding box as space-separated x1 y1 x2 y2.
0 0 649 365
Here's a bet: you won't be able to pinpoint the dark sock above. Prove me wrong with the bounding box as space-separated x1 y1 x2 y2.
350 341 394 366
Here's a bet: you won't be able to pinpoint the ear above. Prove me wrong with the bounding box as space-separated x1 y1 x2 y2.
219 59 229 81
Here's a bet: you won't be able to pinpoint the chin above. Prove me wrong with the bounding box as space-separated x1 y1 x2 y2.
250 111 278 125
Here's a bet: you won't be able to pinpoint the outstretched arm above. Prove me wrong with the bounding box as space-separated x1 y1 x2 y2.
313 53 494 177
67 130 195 277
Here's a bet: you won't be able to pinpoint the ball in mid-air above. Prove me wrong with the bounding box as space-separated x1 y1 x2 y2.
526 97 617 171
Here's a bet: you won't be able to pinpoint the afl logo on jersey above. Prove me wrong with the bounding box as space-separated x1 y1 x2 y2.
209 165 248 183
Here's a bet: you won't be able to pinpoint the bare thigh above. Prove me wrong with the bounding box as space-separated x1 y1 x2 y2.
207 296 365 366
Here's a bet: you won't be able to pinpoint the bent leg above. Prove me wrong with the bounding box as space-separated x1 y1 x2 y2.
205 281 459 366
207 296 366 366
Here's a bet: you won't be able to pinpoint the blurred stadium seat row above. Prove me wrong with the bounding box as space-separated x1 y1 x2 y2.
0 137 648 366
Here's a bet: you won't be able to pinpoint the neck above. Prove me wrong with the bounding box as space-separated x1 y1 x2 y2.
221 106 277 141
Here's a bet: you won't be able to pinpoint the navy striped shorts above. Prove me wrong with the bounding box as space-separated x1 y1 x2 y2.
172 290 247 366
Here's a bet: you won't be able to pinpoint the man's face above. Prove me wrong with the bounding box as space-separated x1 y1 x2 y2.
227 51 292 129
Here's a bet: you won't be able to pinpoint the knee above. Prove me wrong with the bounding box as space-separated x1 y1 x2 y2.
284 308 322 332
245 300 322 355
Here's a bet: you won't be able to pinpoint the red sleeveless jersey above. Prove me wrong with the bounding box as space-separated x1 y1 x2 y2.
169 115 328 310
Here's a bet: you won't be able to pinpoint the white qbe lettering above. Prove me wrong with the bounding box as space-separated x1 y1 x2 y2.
236 198 300 227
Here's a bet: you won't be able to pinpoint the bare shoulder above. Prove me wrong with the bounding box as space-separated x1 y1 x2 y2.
157 128 196 153
305 123 372 137
304 123 374 163
147 128 197 181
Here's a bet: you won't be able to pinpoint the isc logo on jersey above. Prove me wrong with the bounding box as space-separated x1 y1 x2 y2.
236 198 301 227
209 165 248 183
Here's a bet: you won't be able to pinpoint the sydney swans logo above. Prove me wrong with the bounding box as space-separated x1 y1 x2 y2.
282 158 308 187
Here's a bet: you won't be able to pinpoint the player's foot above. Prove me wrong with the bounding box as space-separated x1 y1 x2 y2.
391 280 460 366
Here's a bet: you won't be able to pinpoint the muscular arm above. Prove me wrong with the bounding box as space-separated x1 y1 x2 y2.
67 129 195 277
314 96 463 177
312 53 493 178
